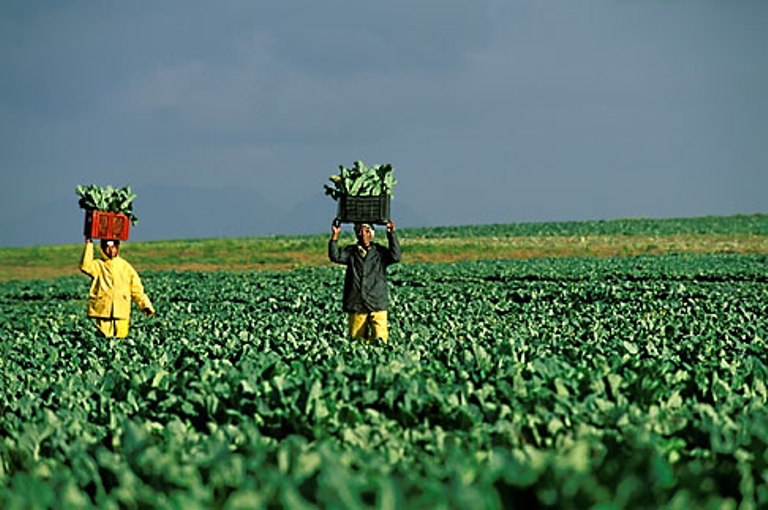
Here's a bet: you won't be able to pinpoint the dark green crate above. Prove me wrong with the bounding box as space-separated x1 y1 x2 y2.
336 195 390 224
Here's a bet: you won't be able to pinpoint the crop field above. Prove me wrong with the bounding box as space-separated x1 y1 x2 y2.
1 248 767 508
2 214 767 281
1 215 767 509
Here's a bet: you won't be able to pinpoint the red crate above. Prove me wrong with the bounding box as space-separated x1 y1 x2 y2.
83 210 130 240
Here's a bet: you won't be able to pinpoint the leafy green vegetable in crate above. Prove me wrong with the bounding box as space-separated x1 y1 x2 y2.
76 184 139 225
324 160 396 200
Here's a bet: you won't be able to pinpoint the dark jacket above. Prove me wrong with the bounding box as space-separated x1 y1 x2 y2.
328 233 401 312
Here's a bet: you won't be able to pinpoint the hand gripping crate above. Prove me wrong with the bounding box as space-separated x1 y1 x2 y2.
83 210 131 241
336 195 390 225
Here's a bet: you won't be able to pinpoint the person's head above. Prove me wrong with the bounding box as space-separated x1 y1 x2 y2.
354 223 374 247
100 239 120 259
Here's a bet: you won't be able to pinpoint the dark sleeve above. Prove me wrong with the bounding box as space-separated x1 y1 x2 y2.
385 232 401 264
329 240 350 264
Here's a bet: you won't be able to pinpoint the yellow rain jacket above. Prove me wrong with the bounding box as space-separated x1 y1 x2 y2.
80 242 154 319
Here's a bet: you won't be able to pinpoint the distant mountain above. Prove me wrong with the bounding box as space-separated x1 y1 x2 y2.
135 187 431 240
131 185 283 241
281 192 432 235
0 198 79 247
0 185 432 247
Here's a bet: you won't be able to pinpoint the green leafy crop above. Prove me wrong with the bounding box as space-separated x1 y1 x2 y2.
324 160 397 200
76 184 139 225
1 250 767 508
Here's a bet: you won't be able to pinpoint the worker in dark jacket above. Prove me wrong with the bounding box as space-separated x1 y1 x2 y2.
329 219 401 343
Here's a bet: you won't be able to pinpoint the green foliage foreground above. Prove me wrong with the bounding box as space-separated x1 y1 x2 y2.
1 254 767 509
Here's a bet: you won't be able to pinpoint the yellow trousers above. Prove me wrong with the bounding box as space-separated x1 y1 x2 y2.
348 311 389 343
94 318 130 338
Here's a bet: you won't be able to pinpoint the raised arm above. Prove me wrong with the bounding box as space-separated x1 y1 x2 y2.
385 219 401 264
79 238 99 277
328 219 350 264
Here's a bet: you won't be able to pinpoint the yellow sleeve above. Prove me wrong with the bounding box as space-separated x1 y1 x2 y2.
79 242 99 277
129 265 154 313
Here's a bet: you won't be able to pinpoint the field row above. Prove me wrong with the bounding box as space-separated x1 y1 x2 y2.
1 214 767 281
1 254 767 508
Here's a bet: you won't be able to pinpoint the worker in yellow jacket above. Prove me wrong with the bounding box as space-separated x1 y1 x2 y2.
80 238 155 338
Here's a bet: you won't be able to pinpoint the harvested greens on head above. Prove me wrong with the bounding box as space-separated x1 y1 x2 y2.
76 184 139 225
324 161 396 201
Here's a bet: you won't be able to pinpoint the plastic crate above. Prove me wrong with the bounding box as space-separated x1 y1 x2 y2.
83 210 131 241
336 195 390 225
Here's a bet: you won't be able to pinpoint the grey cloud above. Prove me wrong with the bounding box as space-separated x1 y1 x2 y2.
1 0 766 246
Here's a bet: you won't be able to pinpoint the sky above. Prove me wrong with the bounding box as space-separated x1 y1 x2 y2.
1 0 766 247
